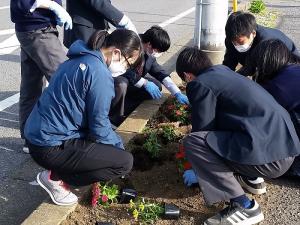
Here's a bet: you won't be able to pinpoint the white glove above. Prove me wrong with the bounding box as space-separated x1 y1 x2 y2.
48 1 72 30
118 15 138 34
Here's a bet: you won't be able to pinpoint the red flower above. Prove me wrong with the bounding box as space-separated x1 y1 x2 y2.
175 151 185 159
101 195 108 203
183 161 192 170
175 110 182 116
91 196 98 207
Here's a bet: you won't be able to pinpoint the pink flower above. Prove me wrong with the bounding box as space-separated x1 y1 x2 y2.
101 195 108 203
91 196 98 207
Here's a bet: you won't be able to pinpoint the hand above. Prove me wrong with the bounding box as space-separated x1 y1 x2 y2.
174 92 189 105
183 169 198 187
144 81 162 99
48 1 72 30
118 15 138 34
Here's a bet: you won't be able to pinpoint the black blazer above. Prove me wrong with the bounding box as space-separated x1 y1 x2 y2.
122 53 169 86
63 0 123 48
223 25 299 72
187 65 300 165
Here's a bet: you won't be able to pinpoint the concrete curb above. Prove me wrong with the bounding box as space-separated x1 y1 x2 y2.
21 31 193 225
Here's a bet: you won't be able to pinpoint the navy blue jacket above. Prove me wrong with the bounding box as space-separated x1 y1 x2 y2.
187 65 300 165
122 53 169 86
24 40 123 148
223 25 299 72
10 0 61 32
261 64 300 138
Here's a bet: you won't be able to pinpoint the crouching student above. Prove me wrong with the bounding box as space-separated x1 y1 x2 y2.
109 26 188 126
250 39 300 176
223 11 299 76
176 47 300 225
24 29 143 206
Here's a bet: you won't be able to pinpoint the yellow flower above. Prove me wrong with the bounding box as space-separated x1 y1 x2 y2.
133 209 139 220
139 203 145 211
129 199 135 209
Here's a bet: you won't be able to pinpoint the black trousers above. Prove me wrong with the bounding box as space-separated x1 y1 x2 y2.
109 75 162 126
29 139 133 186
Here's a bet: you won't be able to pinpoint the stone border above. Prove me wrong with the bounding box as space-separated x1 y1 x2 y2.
21 32 193 225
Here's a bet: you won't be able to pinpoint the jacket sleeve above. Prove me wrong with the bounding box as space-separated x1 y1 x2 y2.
86 69 124 149
80 0 124 25
148 59 169 82
223 38 239 71
187 80 217 132
13 0 36 13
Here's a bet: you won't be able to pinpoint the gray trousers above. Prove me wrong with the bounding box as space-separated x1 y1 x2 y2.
183 131 294 205
16 27 66 138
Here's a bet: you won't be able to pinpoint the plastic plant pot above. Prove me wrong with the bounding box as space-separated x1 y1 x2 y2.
95 222 114 225
118 188 137 204
164 203 180 219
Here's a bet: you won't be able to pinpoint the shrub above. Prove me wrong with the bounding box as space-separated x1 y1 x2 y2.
249 0 266 13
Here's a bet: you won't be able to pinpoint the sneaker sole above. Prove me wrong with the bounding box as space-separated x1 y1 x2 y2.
36 173 78 206
237 176 267 195
22 147 30 154
203 213 264 225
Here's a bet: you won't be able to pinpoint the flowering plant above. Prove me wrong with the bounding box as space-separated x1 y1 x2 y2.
175 143 192 172
91 182 119 207
129 198 164 224
162 96 191 125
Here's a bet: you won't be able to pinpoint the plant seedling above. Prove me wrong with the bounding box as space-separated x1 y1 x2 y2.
249 0 266 13
143 131 161 159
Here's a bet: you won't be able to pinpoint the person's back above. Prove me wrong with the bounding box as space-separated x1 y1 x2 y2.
188 64 300 164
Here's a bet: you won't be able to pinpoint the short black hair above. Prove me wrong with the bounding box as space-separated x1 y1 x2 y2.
225 11 257 41
140 26 171 52
176 46 212 80
249 39 299 82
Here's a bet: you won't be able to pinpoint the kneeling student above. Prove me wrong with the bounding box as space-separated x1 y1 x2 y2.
176 46 300 225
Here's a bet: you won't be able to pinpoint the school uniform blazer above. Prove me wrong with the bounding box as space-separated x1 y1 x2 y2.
223 25 299 72
63 0 124 48
122 53 169 86
261 64 300 139
187 65 300 165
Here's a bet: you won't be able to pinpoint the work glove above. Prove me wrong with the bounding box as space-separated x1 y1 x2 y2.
144 81 162 99
118 15 138 34
183 169 198 187
48 1 72 30
174 92 189 105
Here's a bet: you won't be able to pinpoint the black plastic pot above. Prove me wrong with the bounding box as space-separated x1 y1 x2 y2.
118 188 137 204
164 203 180 219
95 222 114 225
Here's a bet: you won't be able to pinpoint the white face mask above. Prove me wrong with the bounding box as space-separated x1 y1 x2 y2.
108 54 127 77
233 34 255 53
151 52 163 58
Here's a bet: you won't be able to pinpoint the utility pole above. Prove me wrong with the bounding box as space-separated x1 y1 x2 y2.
194 0 229 64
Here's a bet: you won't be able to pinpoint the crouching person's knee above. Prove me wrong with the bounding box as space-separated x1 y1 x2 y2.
119 151 134 176
182 131 209 159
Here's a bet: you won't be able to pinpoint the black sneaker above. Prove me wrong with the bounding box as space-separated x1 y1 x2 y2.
235 175 266 195
204 200 264 225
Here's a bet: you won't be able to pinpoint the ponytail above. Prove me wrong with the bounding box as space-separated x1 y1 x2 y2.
87 30 109 50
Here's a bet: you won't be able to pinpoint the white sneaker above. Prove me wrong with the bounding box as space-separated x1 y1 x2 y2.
36 171 78 206
23 144 30 154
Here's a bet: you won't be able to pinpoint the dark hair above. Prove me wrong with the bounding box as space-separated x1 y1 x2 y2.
88 29 143 70
176 46 213 80
249 39 300 83
225 11 257 41
140 26 171 52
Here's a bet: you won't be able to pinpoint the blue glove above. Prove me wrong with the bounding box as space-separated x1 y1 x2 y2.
49 1 73 30
144 81 162 99
174 92 189 105
183 169 198 187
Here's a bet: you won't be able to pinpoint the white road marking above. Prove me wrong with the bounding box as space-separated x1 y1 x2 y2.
0 29 15 36
159 7 195 28
0 146 14 152
0 93 20 111
0 6 9 10
0 117 19 123
0 7 195 110
0 34 20 55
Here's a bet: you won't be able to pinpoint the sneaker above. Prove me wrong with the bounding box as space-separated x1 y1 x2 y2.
36 171 78 206
236 175 266 195
204 200 264 225
23 143 30 154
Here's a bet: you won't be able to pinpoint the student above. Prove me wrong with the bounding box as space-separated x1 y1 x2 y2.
24 29 143 206
223 11 299 75
176 46 300 225
10 0 72 153
110 26 188 125
64 0 137 48
250 39 300 176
